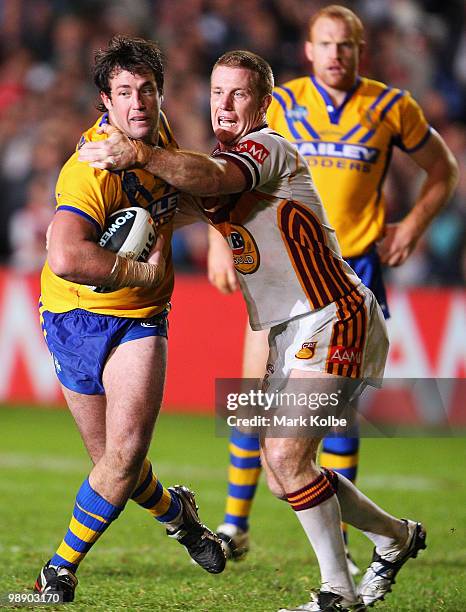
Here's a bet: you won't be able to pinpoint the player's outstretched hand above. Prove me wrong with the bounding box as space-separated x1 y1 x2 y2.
78 124 149 170
207 230 238 294
377 221 419 266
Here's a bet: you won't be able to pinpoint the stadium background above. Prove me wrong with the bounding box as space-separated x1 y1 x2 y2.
0 1 464 610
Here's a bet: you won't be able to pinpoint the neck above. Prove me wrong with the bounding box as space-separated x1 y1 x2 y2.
314 75 357 107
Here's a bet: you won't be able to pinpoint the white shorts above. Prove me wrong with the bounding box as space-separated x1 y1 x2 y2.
265 284 388 394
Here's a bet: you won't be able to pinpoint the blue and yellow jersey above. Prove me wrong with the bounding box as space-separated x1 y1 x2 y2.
40 112 179 317
267 76 431 257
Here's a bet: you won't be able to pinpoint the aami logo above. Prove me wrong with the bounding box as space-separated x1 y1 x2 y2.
234 140 270 164
296 141 379 163
328 346 362 365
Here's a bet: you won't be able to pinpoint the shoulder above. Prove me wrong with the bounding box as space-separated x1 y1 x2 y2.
272 76 309 105
158 110 178 148
234 128 288 159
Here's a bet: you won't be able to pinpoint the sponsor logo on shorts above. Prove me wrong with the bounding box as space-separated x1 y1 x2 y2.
295 341 317 360
52 353 62 373
234 140 270 164
228 224 260 274
328 346 362 364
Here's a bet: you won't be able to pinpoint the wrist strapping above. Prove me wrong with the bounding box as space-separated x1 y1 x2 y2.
106 255 165 289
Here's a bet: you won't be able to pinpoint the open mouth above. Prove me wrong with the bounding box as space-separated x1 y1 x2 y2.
218 116 237 128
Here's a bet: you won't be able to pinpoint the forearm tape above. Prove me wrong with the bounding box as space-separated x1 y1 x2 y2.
106 255 165 290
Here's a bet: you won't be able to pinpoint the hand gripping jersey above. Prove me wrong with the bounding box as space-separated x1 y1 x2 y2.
209 128 361 331
40 112 179 317
267 76 431 258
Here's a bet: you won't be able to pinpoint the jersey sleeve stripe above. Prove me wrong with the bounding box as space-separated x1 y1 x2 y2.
215 152 256 190
368 87 392 111
272 91 303 140
280 85 299 106
159 111 175 145
378 90 405 123
56 205 102 233
399 126 432 153
273 87 293 108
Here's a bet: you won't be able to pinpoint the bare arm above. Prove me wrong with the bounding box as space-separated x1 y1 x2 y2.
48 210 116 284
48 210 165 289
207 224 238 294
78 124 248 197
378 130 459 266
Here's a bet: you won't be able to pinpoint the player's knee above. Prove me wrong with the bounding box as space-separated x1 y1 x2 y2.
105 443 147 480
264 440 319 482
263 472 286 499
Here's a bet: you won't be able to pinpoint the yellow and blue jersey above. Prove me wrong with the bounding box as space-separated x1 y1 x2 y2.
40 112 179 317
267 76 431 258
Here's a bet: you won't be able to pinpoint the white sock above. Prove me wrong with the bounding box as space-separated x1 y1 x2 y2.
330 471 406 552
294 495 356 601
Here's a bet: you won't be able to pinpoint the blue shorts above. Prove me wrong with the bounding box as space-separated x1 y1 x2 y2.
41 308 169 395
346 248 389 319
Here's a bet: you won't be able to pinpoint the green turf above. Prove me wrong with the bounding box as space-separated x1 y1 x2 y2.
0 406 464 611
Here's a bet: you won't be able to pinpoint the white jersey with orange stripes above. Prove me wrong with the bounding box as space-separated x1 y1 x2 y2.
207 127 361 331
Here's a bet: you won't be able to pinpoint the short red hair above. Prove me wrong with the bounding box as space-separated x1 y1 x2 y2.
309 4 365 45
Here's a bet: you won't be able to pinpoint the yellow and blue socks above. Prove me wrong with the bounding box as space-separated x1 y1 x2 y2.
50 478 123 572
224 429 261 531
131 459 182 526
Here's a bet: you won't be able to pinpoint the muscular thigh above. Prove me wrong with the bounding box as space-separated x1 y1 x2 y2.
61 386 106 464
103 335 167 452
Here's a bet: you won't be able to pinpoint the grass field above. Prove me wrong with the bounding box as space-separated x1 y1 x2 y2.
0 406 464 611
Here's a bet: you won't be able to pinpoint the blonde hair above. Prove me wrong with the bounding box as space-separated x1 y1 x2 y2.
309 4 365 45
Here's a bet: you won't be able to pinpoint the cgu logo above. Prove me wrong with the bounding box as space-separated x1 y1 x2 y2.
329 346 362 364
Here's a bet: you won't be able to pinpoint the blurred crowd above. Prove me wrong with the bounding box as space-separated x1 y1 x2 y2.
0 0 464 285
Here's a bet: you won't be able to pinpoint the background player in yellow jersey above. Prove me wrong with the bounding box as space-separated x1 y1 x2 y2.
207 3 458 572
35 35 225 602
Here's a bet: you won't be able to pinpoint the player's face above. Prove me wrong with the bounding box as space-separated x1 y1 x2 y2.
100 69 161 144
210 66 270 149
305 17 360 92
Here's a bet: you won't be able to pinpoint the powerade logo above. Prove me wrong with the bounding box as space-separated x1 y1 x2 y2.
296 141 379 163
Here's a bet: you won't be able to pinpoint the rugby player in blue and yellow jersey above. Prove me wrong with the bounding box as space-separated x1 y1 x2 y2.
205 4 458 580
34 35 225 602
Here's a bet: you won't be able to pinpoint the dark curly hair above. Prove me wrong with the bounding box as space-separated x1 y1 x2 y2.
94 35 164 111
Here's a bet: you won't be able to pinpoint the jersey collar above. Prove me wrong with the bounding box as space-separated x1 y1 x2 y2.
310 75 361 125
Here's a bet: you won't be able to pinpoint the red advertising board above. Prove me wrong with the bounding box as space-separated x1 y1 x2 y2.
0 268 464 424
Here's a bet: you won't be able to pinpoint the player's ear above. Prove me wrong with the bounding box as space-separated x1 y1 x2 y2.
304 41 314 64
260 94 273 114
100 91 112 111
